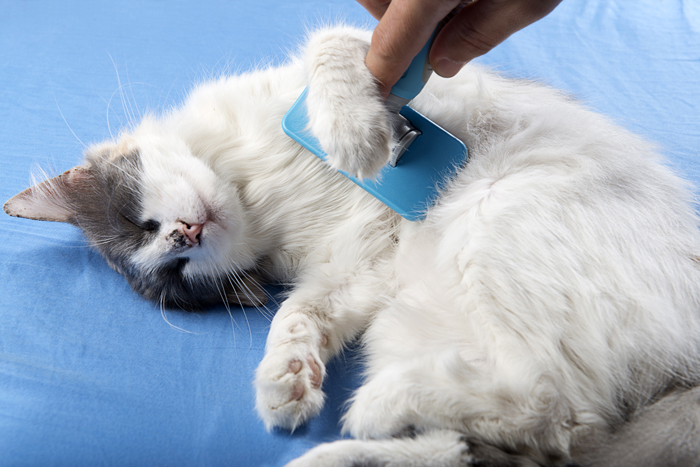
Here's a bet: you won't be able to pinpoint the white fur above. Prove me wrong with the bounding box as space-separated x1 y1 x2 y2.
42 26 700 464
304 28 393 179
124 121 256 278
286 429 474 467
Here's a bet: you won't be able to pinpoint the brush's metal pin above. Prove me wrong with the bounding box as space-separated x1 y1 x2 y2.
385 93 421 167
389 114 421 167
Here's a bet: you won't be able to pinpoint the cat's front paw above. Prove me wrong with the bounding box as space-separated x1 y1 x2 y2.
255 346 325 431
255 312 328 430
305 28 392 179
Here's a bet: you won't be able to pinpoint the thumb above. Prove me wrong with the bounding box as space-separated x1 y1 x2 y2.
429 0 561 77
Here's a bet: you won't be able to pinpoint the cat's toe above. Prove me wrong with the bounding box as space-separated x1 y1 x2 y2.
255 347 326 431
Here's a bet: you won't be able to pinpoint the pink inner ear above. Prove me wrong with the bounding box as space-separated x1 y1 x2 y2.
3 166 88 224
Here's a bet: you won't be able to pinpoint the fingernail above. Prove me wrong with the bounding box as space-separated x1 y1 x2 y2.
434 58 466 78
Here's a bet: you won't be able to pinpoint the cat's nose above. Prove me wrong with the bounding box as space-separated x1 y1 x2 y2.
180 222 204 245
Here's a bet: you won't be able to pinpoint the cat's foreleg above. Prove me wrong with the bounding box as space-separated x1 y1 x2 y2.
254 24 396 432
254 267 386 431
254 300 330 431
304 26 392 179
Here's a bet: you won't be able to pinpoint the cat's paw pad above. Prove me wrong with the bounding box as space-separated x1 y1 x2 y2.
255 347 326 431
305 29 392 179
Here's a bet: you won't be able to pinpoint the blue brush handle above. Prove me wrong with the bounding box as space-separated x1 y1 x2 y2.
388 28 437 101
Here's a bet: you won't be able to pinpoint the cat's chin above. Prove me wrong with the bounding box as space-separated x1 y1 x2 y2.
120 254 266 310
179 227 259 277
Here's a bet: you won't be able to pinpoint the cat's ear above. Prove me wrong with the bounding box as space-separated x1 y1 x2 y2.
3 166 91 224
225 272 268 307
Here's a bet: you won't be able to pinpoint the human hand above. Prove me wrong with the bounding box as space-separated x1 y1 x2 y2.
358 0 562 98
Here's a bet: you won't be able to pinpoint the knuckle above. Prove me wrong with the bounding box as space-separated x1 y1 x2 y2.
452 21 499 56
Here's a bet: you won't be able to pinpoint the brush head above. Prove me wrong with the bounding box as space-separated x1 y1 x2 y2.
282 88 468 221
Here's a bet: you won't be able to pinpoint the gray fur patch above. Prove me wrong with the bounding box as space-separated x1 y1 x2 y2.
67 149 265 310
462 437 541 467
579 386 700 467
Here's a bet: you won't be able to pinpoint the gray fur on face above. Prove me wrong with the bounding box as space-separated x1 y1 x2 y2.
4 148 265 310
78 150 265 310
72 151 157 264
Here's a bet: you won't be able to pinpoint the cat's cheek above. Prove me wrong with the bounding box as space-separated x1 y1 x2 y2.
129 237 174 272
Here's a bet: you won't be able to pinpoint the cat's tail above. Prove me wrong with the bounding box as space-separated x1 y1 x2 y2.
576 386 700 467
284 428 539 467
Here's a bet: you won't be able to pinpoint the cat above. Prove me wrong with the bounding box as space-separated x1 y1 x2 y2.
5 26 700 466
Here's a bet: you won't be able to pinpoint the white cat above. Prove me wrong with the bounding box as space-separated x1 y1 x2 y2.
5 26 700 466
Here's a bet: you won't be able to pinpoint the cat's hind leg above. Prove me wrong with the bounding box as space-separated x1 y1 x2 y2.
341 345 577 463
285 429 539 467
340 354 469 440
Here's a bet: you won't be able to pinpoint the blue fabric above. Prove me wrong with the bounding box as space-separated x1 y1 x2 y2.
1 1 698 465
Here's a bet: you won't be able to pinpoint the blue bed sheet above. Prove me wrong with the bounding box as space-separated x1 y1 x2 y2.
1 1 698 465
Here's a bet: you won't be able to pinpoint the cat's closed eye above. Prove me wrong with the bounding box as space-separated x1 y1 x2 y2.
120 213 159 232
141 219 160 232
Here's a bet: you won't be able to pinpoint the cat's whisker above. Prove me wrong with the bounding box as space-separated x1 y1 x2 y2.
105 86 126 139
123 63 143 127
221 271 255 347
107 82 140 134
108 53 136 130
232 267 276 321
52 91 88 150
239 307 254 350
87 237 121 247
105 53 156 136
157 290 200 334
213 275 241 345
214 276 231 313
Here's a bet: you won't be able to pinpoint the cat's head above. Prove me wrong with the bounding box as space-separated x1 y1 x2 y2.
4 119 266 310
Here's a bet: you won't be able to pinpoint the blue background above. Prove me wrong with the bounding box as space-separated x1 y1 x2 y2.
1 1 699 465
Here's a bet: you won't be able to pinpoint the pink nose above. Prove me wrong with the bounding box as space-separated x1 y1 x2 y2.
180 222 204 244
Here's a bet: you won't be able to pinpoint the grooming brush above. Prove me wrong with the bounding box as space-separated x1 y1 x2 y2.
282 29 468 221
